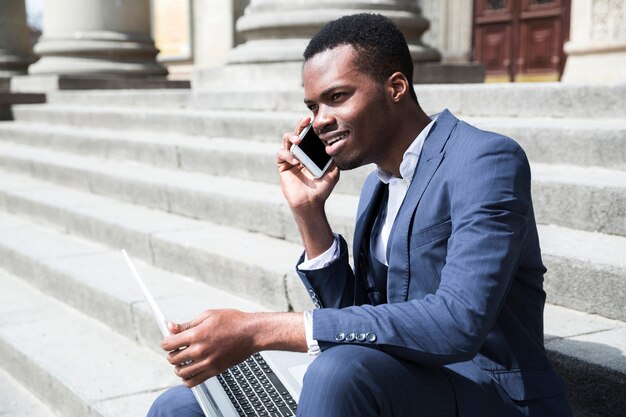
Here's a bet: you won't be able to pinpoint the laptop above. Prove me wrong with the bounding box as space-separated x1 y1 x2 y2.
122 250 314 417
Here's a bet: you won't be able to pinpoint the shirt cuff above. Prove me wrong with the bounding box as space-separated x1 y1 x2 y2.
298 233 340 271
303 310 320 356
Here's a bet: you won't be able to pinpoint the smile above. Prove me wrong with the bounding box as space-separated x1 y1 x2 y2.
324 132 348 146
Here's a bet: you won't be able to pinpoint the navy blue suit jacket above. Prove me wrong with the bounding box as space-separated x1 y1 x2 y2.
296 110 571 416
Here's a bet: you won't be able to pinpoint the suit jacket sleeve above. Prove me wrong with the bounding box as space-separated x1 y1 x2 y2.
295 235 370 308
310 131 533 366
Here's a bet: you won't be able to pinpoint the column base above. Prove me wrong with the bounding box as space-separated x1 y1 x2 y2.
194 61 485 91
0 91 46 120
562 50 626 84
10 74 190 93
413 62 485 84
194 62 305 90
0 76 10 92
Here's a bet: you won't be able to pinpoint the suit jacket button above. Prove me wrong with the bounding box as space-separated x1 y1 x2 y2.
345 332 356 342
356 333 366 342
313 302 321 309
335 332 346 342
366 333 377 343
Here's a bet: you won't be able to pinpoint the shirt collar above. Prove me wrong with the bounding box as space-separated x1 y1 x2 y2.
377 116 437 184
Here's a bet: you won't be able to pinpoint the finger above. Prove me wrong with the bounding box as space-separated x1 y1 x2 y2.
325 162 340 180
177 357 213 383
162 311 213 351
161 331 191 352
282 116 311 150
282 131 301 151
175 361 197 380
173 310 211 333
276 149 300 166
167 321 183 334
167 344 194 365
182 368 213 388
295 116 312 135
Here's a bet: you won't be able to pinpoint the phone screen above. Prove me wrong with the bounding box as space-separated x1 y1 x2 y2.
299 126 331 169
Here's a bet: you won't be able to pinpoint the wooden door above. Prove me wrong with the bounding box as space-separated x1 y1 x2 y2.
473 0 570 82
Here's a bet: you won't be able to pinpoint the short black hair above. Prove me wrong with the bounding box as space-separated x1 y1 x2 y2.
303 13 417 102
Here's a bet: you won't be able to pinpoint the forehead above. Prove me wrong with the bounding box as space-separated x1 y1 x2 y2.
302 44 367 97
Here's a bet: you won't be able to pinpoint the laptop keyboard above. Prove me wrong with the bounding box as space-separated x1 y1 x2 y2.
217 353 298 416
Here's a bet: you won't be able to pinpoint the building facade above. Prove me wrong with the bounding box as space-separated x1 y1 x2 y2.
3 0 624 86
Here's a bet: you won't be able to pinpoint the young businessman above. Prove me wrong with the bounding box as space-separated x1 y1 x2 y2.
148 13 573 417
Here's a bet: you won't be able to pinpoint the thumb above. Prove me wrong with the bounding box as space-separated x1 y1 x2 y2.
168 310 213 334
167 321 185 334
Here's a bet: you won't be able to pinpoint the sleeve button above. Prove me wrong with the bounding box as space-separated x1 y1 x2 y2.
335 332 346 342
345 332 356 342
356 333 366 342
366 332 377 343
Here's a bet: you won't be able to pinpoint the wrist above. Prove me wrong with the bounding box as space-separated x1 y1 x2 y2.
247 312 307 353
291 209 334 259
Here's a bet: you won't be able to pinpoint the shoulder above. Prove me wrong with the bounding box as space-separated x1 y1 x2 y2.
445 120 530 175
452 120 525 155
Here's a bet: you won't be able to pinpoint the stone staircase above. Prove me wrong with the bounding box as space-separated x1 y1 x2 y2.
0 83 623 416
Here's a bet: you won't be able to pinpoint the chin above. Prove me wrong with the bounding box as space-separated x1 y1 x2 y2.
333 157 363 171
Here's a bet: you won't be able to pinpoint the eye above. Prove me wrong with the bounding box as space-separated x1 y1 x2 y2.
307 103 318 112
331 92 345 101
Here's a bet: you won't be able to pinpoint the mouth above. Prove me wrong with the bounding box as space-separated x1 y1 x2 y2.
322 131 349 146
321 131 349 156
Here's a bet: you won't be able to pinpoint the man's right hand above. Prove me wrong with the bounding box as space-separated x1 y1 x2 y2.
277 117 340 211
276 117 339 258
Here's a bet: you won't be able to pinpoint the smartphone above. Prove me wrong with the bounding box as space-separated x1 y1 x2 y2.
290 123 333 178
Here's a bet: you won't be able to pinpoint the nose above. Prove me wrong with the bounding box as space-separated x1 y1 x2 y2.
312 104 336 134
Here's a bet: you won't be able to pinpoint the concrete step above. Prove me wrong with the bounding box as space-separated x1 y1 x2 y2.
0 211 622 417
0 170 310 311
0 215 626 417
544 304 626 417
0 167 623 321
0 115 624 175
0 368 57 417
7 104 625 170
0 140 361 244
0 268 179 417
0 139 624 239
531 163 626 237
9 104 298 142
44 83 626 119
46 89 193 109
416 82 626 119
0 121 380 194
0 211 266 352
468 117 626 171
539 224 626 322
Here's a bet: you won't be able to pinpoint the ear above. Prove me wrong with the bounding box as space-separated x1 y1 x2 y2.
387 72 409 103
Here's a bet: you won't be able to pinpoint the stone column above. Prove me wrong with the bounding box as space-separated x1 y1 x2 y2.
28 0 167 77
418 0 473 63
562 0 626 83
195 0 484 89
228 0 440 65
0 0 36 82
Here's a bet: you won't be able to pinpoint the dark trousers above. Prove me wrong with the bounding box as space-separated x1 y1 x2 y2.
147 345 457 417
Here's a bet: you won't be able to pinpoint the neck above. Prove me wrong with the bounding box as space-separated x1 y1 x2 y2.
378 105 432 178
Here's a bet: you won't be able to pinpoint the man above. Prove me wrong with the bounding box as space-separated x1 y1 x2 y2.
148 13 573 417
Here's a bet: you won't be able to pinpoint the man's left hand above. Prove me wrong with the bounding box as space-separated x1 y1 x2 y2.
162 309 256 388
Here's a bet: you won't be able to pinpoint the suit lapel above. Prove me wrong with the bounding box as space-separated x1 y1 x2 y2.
386 109 459 302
